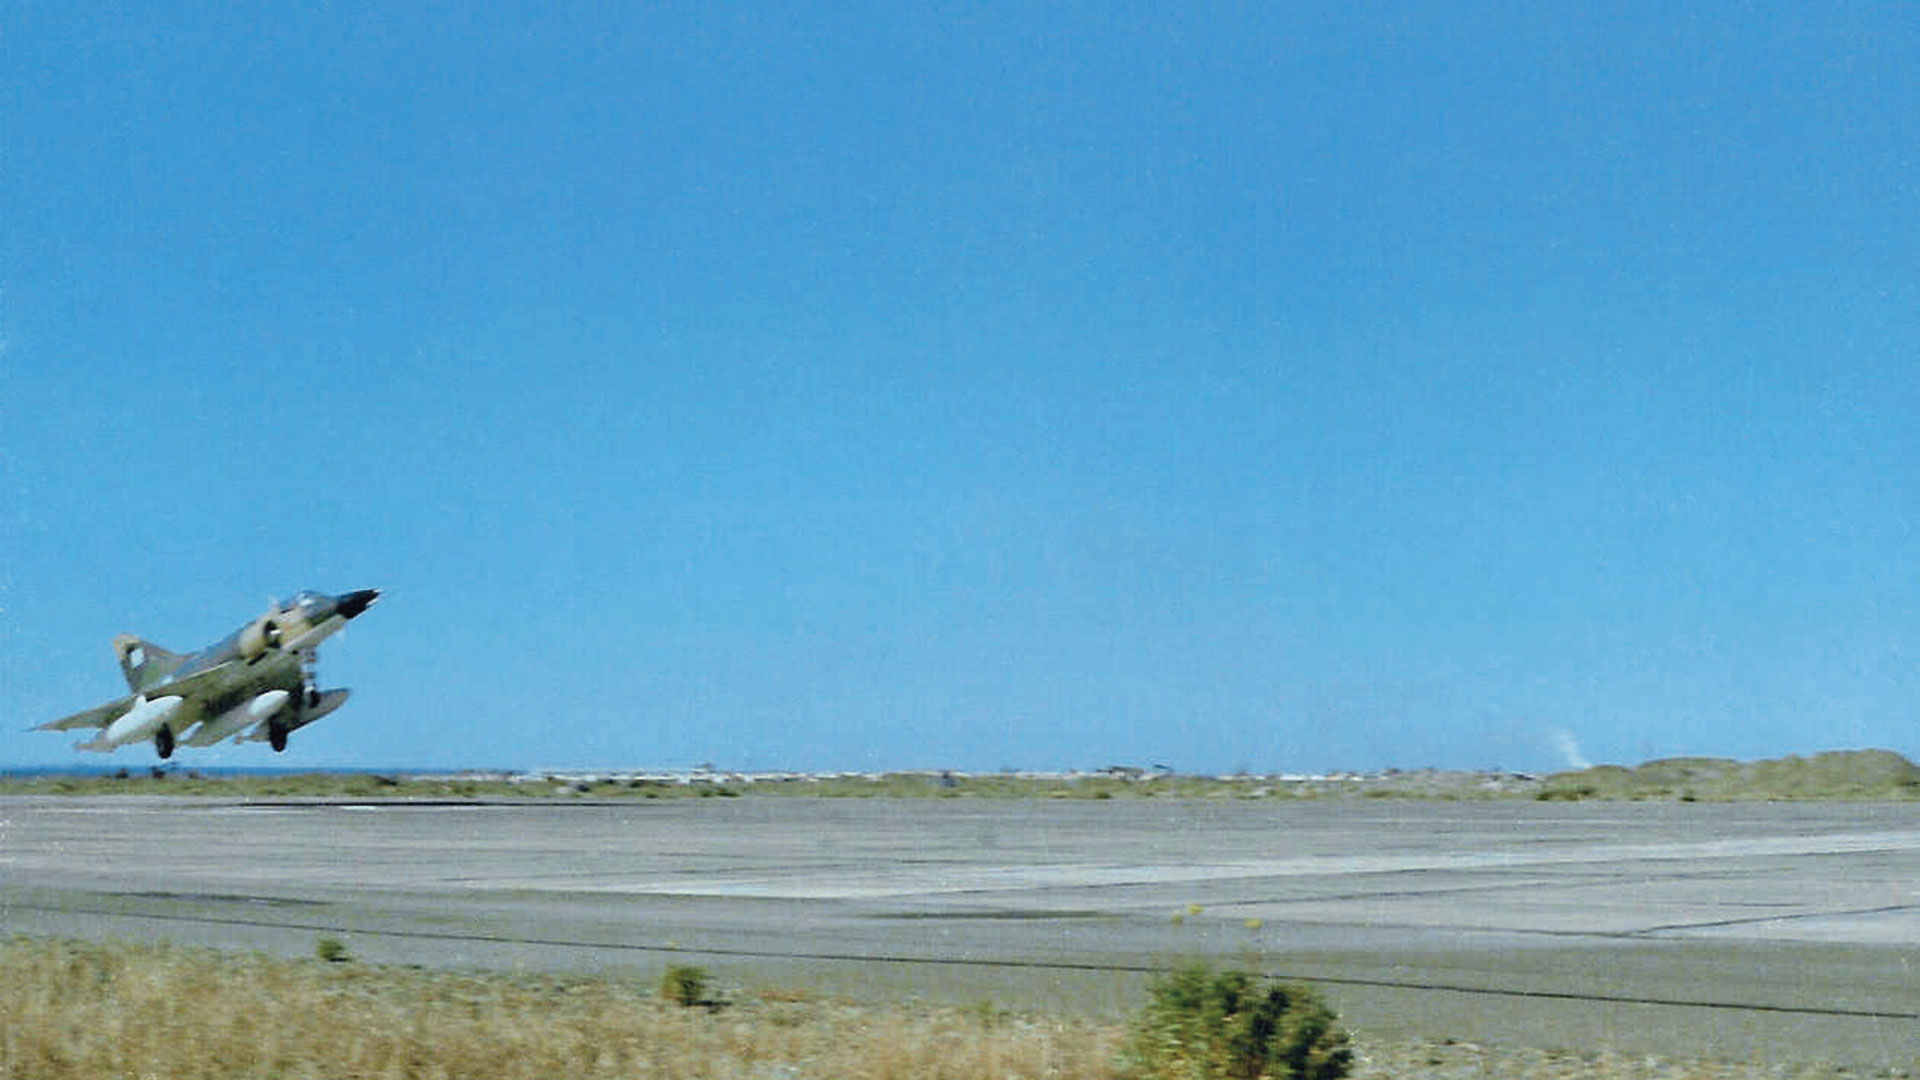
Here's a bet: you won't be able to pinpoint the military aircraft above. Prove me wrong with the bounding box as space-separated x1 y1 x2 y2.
36 588 380 758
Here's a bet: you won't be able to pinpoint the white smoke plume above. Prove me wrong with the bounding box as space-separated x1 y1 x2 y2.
1551 729 1592 771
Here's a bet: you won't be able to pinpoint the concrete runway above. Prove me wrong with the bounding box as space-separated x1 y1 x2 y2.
3 796 1917 1066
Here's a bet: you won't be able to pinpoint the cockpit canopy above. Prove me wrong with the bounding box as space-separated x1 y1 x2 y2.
280 591 328 616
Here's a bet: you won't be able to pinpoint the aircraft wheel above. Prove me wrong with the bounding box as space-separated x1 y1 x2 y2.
269 720 288 753
154 727 174 759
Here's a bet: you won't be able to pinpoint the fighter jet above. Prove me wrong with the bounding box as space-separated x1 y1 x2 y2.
36 588 380 758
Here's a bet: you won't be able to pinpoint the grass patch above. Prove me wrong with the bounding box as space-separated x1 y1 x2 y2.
0 938 1868 1078
1537 750 1920 801
5 750 1915 802
0 769 1511 801
0 937 1121 1080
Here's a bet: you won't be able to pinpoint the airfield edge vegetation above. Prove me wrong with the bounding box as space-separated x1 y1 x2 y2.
1 937 1887 1079
3 749 1918 801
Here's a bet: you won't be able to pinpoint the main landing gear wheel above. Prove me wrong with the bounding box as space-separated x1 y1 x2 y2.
269 719 289 753
154 726 175 759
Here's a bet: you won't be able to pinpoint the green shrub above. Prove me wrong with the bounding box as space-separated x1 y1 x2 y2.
1535 783 1595 801
314 937 351 963
659 964 710 1007
1121 964 1350 1080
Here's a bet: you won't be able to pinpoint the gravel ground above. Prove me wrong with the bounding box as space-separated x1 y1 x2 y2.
1352 1037 1915 1079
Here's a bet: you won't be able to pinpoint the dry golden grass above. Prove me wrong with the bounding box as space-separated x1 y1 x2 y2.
0 937 1878 1080
0 937 1119 1080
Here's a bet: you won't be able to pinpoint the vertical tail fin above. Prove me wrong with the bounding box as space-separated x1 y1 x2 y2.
113 634 187 692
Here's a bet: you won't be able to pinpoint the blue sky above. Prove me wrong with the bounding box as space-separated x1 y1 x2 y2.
5 3 1915 773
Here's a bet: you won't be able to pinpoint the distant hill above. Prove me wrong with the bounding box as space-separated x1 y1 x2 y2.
1539 749 1920 801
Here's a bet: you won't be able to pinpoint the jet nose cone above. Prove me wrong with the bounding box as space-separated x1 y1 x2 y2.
336 589 380 620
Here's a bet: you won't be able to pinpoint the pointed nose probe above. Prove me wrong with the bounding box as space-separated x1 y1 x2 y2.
336 589 380 620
